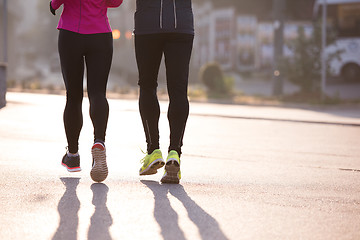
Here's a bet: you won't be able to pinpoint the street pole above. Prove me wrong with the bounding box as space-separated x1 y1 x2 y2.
321 0 327 100
0 0 8 108
272 0 285 96
3 0 7 63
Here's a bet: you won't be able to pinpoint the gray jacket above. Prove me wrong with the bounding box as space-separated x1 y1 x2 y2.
134 0 194 35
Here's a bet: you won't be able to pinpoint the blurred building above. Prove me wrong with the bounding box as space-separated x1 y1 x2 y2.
193 1 316 73
193 0 360 82
1 0 359 92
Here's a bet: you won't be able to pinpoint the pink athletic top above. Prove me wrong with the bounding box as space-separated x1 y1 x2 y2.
51 0 123 34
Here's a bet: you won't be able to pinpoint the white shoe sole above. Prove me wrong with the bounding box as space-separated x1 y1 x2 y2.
161 160 180 184
90 147 108 182
62 163 81 172
139 158 165 176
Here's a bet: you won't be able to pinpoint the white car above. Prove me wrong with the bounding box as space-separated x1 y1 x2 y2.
327 38 360 82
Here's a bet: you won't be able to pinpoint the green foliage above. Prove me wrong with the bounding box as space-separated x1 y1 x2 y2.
281 22 341 93
224 76 235 94
199 62 234 97
188 86 206 99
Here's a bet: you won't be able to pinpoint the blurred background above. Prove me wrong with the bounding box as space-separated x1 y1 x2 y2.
0 0 360 107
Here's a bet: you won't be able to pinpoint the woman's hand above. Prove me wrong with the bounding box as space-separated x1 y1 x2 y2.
50 1 56 15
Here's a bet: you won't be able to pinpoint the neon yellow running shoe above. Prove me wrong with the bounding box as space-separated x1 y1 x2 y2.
139 149 165 176
161 150 181 184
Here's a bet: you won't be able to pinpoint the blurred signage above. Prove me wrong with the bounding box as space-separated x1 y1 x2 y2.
236 16 257 71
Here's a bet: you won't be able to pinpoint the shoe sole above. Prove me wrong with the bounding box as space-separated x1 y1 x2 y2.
161 160 180 184
62 163 81 172
139 159 165 176
90 147 108 183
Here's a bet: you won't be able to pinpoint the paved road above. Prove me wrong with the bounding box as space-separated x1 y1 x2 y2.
0 92 359 240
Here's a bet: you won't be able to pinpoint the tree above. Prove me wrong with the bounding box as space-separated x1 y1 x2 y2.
199 62 234 98
281 22 341 93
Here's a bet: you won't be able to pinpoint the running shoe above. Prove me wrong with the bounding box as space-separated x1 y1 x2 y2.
90 142 108 183
161 150 181 184
139 149 165 176
62 153 81 172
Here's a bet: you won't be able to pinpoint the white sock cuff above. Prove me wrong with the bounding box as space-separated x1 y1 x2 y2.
67 152 79 157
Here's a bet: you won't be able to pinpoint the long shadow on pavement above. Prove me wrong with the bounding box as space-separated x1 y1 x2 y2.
52 179 113 240
52 177 81 240
141 180 229 240
88 183 113 240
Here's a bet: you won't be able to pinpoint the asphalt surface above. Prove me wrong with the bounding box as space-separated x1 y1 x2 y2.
0 92 359 240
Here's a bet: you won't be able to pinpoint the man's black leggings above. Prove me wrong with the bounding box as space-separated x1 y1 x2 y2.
58 29 113 153
135 33 194 156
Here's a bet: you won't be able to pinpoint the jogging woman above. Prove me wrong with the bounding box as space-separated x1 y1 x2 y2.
135 0 194 184
50 0 123 182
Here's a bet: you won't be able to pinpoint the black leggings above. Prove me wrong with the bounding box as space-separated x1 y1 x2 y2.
58 29 113 153
135 33 194 156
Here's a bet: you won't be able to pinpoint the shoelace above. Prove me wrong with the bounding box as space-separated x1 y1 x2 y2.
140 149 148 164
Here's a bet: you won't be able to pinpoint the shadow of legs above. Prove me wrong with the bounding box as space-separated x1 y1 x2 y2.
52 177 81 240
88 183 113 240
142 180 229 240
169 185 229 240
141 180 186 240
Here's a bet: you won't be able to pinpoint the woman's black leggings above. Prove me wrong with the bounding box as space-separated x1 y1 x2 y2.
58 29 113 153
135 33 194 156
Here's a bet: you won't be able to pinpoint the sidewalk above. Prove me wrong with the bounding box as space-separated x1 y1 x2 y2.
232 73 360 100
6 91 360 125
190 100 360 126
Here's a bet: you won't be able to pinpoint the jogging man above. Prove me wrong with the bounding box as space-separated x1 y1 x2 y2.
134 0 194 184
